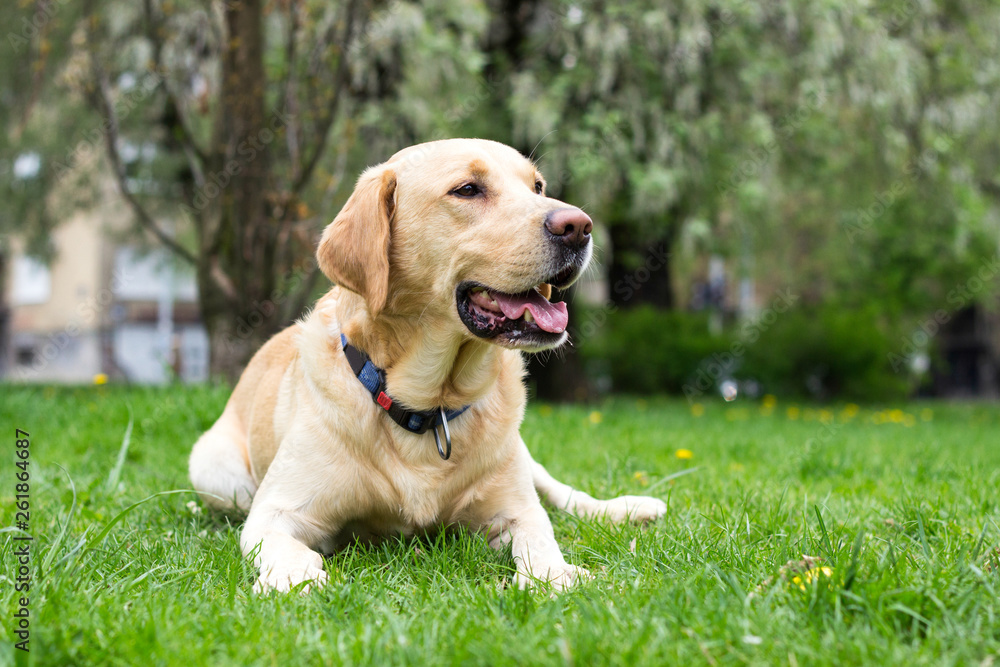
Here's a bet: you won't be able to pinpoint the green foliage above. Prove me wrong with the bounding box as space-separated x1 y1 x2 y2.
2 386 1000 664
580 306 731 394
2 0 1000 380
505 0 1000 320
739 305 912 401
0 0 93 257
582 304 912 401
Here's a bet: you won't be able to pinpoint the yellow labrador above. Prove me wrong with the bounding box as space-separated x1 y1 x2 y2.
188 139 666 593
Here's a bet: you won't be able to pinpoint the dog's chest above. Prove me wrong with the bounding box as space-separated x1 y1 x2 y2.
394 453 499 525
315 467 491 552
350 424 512 535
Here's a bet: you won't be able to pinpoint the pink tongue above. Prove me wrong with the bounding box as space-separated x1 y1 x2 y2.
491 289 569 333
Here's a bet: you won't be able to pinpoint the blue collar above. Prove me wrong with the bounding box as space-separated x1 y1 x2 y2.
340 333 470 459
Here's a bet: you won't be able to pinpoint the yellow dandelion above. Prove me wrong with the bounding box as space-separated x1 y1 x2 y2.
889 409 905 423
93 373 109 385
632 471 649 486
843 403 860 418
588 411 603 425
819 409 833 424
539 405 553 417
920 408 933 422
786 406 800 420
691 403 705 417
791 566 833 591
675 448 694 460
762 394 777 408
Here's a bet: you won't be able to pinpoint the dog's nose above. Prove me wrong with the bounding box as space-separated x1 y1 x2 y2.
544 208 593 249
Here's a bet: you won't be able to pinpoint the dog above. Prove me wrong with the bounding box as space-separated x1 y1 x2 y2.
189 138 666 593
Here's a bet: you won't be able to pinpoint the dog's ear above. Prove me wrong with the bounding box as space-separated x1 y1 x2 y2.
317 165 396 316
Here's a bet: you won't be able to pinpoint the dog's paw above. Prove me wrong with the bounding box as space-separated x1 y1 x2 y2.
253 559 328 595
597 495 667 524
514 563 591 591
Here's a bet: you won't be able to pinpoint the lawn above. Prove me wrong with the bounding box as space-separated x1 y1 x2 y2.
2 384 999 666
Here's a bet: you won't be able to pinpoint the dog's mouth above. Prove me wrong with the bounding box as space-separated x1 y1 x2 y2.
456 265 580 349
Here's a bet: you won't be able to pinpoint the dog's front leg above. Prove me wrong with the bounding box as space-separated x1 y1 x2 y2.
239 444 336 594
478 449 589 591
241 506 329 594
491 501 590 590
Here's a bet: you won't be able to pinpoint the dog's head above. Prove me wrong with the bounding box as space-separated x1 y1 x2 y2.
318 138 592 351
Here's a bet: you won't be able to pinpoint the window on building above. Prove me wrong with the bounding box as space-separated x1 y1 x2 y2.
11 255 52 305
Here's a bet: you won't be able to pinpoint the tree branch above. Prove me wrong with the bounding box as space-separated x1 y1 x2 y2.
281 0 303 182
283 263 323 322
87 48 198 266
292 0 368 194
979 178 1000 200
143 0 211 168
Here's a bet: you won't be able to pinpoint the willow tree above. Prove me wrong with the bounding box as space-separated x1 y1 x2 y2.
6 0 998 385
3 0 374 377
487 0 999 316
4 0 488 378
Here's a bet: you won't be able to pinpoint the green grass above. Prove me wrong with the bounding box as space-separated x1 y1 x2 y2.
2 385 999 666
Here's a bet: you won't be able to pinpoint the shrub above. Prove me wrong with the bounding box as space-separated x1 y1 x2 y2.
578 303 912 401
739 304 911 401
578 306 732 394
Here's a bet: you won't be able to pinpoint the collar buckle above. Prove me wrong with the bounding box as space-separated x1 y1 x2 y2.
341 333 468 459
431 407 452 460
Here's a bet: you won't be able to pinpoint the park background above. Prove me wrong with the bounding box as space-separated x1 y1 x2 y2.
2 0 999 400
2 1 1000 665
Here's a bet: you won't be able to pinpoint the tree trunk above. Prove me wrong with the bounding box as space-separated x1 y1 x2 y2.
204 0 275 379
203 301 274 385
607 220 677 310
198 260 307 383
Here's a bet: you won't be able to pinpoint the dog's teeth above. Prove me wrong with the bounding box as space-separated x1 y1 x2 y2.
523 310 534 323
489 299 498 307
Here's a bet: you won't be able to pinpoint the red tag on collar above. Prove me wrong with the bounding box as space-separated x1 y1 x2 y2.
376 392 393 410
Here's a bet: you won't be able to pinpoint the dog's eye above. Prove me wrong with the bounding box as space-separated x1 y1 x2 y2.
451 183 482 198
534 181 544 195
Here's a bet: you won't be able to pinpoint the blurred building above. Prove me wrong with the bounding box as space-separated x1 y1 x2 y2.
1 210 208 384
931 306 1000 398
